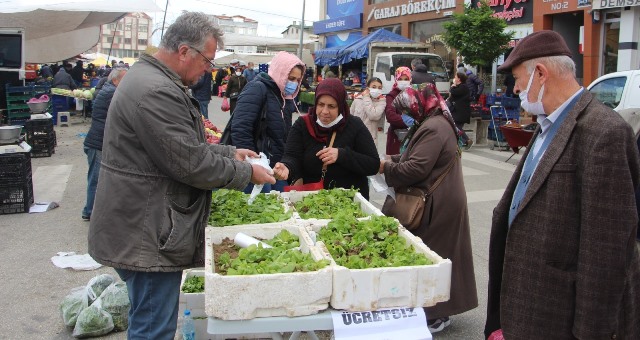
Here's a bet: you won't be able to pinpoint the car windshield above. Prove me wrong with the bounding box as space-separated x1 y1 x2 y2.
589 76 626 109
392 54 447 77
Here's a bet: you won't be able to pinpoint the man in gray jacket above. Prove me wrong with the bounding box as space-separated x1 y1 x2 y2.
88 12 275 339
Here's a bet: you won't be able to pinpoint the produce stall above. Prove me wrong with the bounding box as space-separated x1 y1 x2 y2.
190 188 451 338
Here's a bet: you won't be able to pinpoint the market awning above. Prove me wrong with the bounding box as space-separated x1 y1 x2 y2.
335 29 414 65
0 1 160 63
314 47 342 67
314 29 414 66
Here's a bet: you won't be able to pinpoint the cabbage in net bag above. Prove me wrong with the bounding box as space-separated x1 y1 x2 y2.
72 305 114 338
93 282 130 331
60 286 89 328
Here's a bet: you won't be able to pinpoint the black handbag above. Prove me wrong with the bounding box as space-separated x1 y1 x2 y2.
219 103 268 150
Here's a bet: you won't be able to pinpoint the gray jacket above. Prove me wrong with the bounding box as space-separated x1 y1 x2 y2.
88 54 252 272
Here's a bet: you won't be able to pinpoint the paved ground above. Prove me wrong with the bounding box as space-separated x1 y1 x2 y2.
0 97 526 340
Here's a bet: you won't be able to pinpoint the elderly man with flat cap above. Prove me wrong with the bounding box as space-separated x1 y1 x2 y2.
484 30 640 339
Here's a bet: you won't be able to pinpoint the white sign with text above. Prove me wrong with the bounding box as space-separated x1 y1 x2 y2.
331 307 431 340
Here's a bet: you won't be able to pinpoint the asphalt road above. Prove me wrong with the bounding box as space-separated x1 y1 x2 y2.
0 96 524 340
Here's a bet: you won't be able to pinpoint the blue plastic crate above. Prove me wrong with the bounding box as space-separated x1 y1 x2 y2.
501 96 521 109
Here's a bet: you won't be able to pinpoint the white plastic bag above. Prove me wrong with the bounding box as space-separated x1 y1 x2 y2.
368 154 395 200
245 152 273 204
72 305 114 338
60 286 89 328
86 274 115 305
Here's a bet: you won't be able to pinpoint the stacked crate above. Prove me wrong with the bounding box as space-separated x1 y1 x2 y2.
4 83 51 125
0 152 33 214
25 119 55 157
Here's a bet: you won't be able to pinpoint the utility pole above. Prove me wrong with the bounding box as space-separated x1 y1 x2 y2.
298 0 305 59
160 0 169 41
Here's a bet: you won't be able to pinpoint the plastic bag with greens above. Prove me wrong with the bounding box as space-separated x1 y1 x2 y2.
60 286 89 327
93 282 130 331
72 305 114 338
86 274 115 304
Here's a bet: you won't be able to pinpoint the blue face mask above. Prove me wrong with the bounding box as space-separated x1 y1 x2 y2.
284 81 298 96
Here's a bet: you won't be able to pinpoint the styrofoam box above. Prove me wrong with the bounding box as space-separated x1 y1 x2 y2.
179 268 205 317
311 222 452 312
281 189 383 223
204 224 332 320
208 191 297 229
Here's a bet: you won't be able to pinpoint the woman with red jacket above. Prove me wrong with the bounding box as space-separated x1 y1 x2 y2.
385 67 413 155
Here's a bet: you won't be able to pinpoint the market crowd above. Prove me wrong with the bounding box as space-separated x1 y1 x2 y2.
37 10 639 340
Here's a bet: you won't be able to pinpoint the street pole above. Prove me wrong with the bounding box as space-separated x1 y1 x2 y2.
298 0 305 59
160 0 169 41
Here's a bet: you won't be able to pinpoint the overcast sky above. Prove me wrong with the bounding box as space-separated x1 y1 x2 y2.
149 0 321 44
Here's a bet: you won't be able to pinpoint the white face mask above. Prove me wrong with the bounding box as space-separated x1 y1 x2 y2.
519 71 545 115
316 114 343 128
235 71 242 76
369 88 382 98
396 80 411 90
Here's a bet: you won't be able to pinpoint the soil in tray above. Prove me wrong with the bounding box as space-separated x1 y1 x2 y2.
212 238 239 274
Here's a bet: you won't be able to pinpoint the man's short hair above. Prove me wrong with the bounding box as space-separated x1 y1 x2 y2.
160 12 224 52
411 58 423 69
108 67 127 82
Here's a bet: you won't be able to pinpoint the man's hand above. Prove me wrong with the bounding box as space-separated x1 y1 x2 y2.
273 162 290 181
250 164 276 185
316 147 339 166
235 148 258 161
378 160 386 174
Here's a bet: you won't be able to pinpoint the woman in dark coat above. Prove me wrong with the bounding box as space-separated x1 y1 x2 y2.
449 71 473 149
379 84 478 333
274 78 379 199
230 51 305 192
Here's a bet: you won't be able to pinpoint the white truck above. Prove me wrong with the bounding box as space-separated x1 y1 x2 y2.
587 70 640 111
368 42 450 96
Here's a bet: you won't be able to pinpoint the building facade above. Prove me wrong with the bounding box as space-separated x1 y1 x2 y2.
282 21 317 40
95 13 152 59
208 15 259 54
534 0 640 86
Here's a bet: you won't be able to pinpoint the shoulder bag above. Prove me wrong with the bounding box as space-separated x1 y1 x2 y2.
381 155 457 230
219 84 273 148
283 131 337 192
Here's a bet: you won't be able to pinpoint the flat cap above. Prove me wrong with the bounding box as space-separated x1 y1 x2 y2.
498 30 572 72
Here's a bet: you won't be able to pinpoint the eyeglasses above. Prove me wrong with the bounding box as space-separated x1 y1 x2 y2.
188 46 215 70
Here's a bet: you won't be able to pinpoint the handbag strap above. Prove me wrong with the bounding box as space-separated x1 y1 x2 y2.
426 154 458 196
320 131 337 180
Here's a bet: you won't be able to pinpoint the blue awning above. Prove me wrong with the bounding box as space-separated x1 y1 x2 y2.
314 29 414 66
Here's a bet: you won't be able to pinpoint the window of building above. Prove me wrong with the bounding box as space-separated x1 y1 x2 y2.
370 25 401 36
106 37 113 43
370 0 391 4
108 23 117 30
117 23 123 31
138 39 147 45
125 24 132 31
134 51 140 58
125 38 132 44
602 10 621 75
139 25 148 32
224 27 234 33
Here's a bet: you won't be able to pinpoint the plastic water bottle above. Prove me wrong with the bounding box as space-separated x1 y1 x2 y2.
182 309 196 340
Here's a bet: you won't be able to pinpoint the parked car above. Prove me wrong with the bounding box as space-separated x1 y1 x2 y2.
587 70 640 111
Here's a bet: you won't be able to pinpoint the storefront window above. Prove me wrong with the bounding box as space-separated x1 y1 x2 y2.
370 0 391 4
370 25 401 36
410 20 454 67
603 11 621 74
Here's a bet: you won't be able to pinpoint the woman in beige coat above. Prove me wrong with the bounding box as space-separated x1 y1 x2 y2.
378 84 478 333
350 77 386 147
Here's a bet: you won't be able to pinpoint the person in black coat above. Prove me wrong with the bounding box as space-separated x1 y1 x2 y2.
449 71 473 149
71 60 85 87
81 67 127 220
411 58 435 86
230 51 306 192
189 70 213 119
273 78 380 199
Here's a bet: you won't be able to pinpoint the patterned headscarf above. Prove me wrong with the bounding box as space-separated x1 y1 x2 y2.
392 83 462 151
301 78 350 143
395 66 412 82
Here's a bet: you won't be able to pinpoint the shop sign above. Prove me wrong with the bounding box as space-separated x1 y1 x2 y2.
314 14 362 34
472 0 533 24
367 0 457 21
327 0 363 19
543 0 570 11
577 0 591 8
593 0 640 9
